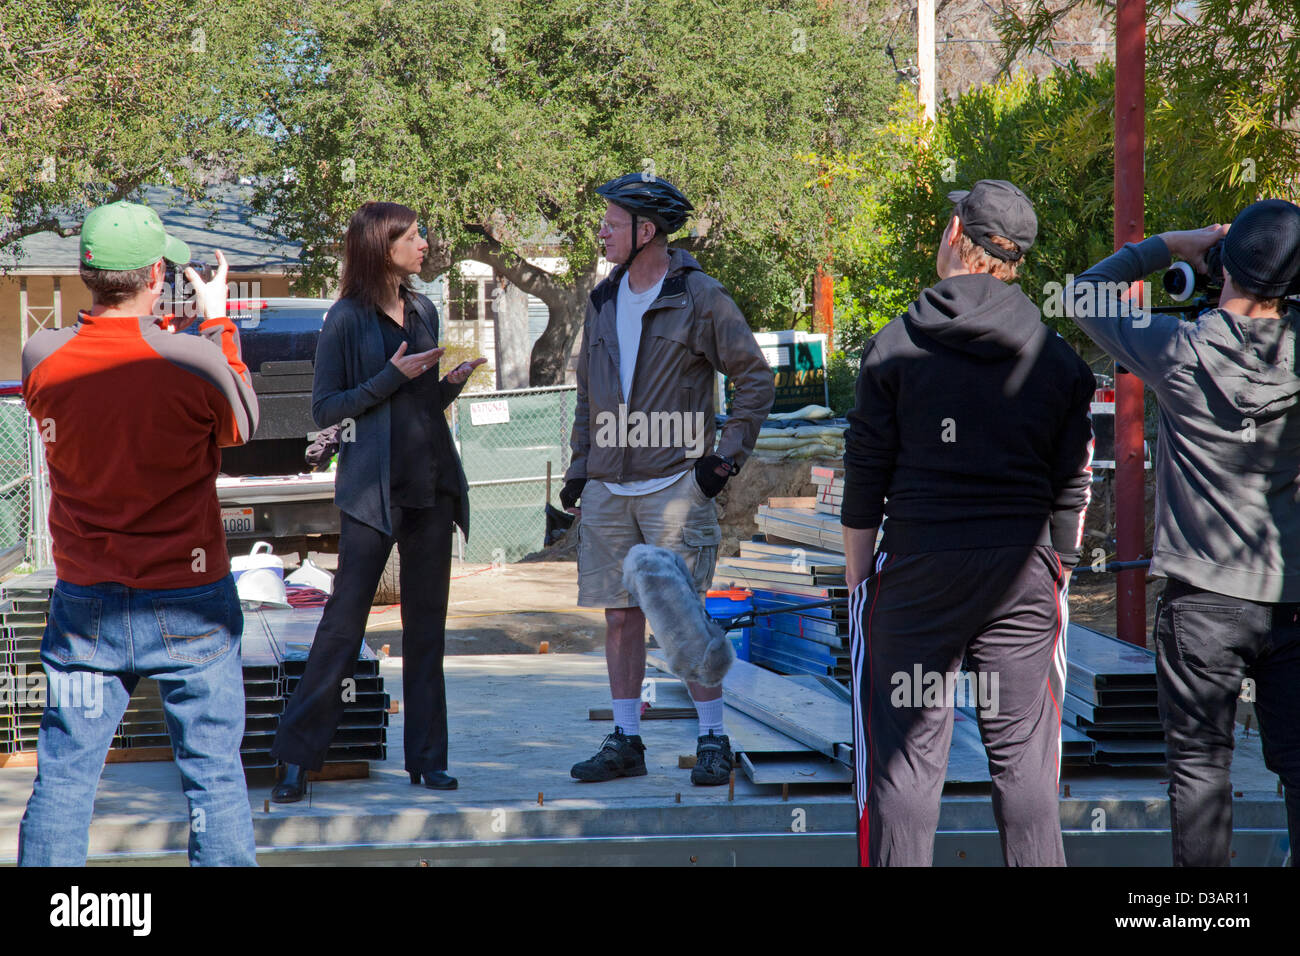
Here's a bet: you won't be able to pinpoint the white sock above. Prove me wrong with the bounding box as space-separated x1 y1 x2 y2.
694 697 725 737
612 698 641 737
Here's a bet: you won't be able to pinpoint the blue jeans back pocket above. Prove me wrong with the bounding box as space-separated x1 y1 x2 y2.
152 587 233 664
46 590 103 664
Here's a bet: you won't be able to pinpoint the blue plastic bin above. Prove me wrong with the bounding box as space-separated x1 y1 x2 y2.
706 589 753 662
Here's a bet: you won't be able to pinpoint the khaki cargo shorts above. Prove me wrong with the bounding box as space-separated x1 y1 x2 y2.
577 472 722 609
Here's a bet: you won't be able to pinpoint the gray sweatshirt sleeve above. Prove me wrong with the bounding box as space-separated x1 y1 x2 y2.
1066 236 1188 387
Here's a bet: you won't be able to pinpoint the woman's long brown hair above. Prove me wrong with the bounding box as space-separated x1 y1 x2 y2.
339 202 418 308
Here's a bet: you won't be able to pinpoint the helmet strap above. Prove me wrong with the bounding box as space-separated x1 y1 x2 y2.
627 213 647 264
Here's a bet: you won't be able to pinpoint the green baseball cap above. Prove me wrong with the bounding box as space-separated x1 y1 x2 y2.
79 200 190 271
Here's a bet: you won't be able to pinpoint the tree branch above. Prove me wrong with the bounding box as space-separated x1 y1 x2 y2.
459 225 569 303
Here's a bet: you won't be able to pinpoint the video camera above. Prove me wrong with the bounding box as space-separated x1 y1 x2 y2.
159 260 215 330
1162 239 1300 312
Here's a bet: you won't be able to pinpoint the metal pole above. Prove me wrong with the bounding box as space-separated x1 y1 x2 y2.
1114 0 1147 646
815 266 834 350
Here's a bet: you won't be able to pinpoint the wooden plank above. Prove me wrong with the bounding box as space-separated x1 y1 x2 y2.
0 746 175 769
306 761 369 782
588 706 696 721
766 496 816 508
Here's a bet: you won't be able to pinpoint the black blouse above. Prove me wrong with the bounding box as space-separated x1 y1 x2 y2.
375 290 461 507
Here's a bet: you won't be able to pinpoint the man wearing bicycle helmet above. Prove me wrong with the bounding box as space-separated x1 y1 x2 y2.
560 173 774 786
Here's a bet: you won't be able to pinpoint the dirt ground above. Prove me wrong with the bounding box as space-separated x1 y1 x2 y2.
360 556 1163 661
1067 571 1164 649
363 562 604 659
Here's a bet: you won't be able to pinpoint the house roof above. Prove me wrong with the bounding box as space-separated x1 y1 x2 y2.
1 183 301 274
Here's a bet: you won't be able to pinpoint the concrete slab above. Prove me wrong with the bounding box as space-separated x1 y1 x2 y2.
0 652 1288 865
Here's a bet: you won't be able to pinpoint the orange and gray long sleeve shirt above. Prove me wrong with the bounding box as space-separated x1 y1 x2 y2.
21 312 259 589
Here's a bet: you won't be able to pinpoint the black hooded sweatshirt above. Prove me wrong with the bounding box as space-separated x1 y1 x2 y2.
841 272 1096 567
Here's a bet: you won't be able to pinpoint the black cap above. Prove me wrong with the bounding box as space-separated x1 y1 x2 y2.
1221 199 1300 299
946 180 1037 262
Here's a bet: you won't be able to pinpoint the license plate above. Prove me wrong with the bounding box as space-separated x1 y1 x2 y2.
221 507 255 534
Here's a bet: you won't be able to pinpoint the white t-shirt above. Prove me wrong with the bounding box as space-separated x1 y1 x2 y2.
604 268 688 496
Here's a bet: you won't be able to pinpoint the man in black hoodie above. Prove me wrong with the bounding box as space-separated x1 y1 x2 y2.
842 180 1096 866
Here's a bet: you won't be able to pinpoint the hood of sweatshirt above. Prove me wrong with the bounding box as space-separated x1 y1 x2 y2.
1186 309 1300 422
904 273 1046 360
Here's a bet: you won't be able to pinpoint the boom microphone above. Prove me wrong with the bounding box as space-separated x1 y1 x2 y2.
622 544 735 687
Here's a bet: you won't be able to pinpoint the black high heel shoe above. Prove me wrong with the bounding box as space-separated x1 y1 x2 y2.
271 763 310 803
410 770 458 790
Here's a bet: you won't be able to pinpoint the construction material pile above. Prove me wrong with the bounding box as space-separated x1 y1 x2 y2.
715 467 1166 770
751 406 848 461
0 570 388 771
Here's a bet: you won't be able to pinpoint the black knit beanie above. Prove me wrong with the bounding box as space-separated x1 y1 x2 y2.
1221 198 1300 298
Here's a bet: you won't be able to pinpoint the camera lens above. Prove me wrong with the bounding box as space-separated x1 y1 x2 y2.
1163 261 1196 301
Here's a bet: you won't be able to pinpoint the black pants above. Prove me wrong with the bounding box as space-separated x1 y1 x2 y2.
272 498 456 773
850 545 1068 867
1154 577 1300 866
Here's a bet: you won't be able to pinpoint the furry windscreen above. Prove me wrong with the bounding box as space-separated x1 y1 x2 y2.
622 544 735 687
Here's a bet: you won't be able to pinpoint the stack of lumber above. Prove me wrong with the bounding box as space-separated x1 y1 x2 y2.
810 465 844 517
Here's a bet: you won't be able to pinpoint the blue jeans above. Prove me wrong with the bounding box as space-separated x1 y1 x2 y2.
18 575 257 866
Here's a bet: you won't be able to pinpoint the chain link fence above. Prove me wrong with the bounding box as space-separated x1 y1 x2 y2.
0 398 37 571
451 385 576 564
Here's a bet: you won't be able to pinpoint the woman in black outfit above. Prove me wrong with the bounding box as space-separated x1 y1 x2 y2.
270 202 485 800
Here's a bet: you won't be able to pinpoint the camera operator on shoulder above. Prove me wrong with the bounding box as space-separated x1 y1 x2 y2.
1064 198 1300 867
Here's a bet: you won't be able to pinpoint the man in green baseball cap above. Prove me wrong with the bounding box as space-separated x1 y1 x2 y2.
79 199 192 270
18 199 258 866
74 199 231 325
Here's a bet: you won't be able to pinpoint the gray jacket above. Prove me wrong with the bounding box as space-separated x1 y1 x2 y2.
1069 236 1300 601
312 292 470 539
566 248 775 483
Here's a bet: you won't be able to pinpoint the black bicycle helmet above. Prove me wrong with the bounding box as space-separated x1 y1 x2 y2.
595 173 694 235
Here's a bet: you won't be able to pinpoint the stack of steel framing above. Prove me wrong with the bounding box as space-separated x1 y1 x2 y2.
262 607 390 764
712 540 849 680
753 504 844 553
1063 625 1165 766
0 572 387 771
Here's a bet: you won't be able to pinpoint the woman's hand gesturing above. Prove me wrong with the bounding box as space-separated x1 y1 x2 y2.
446 357 488 384
390 341 446 380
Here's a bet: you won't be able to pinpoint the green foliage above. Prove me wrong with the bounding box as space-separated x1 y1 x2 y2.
825 349 859 417
0 0 271 252
995 0 1300 219
251 0 896 329
825 47 1297 361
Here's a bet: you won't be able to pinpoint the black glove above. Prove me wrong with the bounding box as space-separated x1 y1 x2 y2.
559 477 586 510
694 455 737 499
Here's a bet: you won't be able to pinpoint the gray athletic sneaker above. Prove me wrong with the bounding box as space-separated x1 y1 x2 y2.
570 727 647 782
691 733 733 786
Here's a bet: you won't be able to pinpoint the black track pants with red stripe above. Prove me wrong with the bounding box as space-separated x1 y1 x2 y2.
849 545 1068 867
